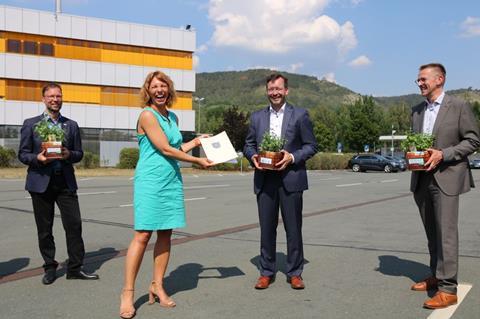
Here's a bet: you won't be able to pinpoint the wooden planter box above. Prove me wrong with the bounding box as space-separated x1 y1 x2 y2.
41 141 63 159
258 151 284 170
406 151 431 171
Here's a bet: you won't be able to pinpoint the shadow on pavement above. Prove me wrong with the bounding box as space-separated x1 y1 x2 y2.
0 257 30 277
375 255 430 283
250 252 310 278
134 263 245 309
56 247 119 276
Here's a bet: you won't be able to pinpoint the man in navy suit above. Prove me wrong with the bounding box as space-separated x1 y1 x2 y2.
19 83 99 285
244 73 317 289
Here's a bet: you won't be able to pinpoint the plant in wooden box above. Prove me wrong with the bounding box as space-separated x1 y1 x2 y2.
258 132 285 170
401 133 434 171
34 118 65 159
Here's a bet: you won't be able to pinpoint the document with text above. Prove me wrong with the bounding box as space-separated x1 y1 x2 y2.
200 131 238 164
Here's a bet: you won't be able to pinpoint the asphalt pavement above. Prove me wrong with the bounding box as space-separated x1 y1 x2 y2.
1 169 479 319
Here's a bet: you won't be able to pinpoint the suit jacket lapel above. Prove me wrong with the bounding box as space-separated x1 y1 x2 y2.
413 103 426 133
432 94 451 137
281 103 293 139
259 106 270 139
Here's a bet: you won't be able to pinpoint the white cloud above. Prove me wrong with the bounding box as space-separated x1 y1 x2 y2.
460 16 480 37
208 0 357 55
348 55 372 67
250 65 279 71
193 55 200 70
196 44 208 53
350 0 363 6
290 62 304 73
322 72 336 83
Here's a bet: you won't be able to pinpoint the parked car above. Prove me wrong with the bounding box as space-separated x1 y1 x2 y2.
348 154 401 173
384 155 407 171
469 159 480 169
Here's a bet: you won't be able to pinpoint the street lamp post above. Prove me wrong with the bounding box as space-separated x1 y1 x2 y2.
391 125 396 157
194 97 204 134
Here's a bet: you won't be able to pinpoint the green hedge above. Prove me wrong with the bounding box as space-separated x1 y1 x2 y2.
306 152 355 170
193 156 252 171
78 151 100 168
117 148 139 169
0 146 16 167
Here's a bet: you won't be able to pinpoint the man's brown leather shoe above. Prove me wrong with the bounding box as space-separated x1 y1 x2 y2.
423 291 457 309
411 276 438 291
254 276 273 289
288 276 305 289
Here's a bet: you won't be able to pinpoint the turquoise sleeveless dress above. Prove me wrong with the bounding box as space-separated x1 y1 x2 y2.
133 107 185 230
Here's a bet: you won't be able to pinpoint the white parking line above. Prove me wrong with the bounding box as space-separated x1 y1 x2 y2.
427 283 472 319
184 184 230 190
119 197 206 207
78 191 117 196
317 177 341 181
25 190 117 199
335 183 362 187
380 179 398 183
129 177 134 180
78 178 94 181
185 197 206 201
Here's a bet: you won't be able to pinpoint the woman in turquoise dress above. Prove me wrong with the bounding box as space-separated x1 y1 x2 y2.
119 71 212 319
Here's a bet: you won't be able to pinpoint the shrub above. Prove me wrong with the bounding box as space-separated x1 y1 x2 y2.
117 148 139 169
401 133 434 152
0 146 16 167
34 117 65 142
193 156 252 171
78 151 100 168
259 132 285 152
306 152 355 170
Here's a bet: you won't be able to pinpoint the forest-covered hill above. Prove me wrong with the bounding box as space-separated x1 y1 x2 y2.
195 69 480 110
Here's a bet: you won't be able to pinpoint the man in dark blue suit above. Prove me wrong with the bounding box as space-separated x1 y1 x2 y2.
19 83 99 285
244 73 317 289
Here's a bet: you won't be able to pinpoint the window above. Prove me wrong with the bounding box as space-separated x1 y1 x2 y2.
23 41 38 55
57 38 69 45
6 39 21 53
39 43 54 56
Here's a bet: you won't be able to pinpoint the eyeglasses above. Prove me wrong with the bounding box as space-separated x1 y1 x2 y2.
44 95 62 100
414 77 428 85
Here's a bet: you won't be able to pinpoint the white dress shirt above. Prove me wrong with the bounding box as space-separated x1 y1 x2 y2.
269 103 285 138
422 92 444 134
268 103 294 163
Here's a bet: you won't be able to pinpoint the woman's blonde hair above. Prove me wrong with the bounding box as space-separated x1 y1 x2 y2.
140 71 177 108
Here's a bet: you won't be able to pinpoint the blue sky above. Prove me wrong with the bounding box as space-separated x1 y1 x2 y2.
2 0 480 96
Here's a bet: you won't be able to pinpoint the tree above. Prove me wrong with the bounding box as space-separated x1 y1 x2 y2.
385 102 411 134
344 96 384 152
217 105 250 151
311 106 337 151
471 101 480 128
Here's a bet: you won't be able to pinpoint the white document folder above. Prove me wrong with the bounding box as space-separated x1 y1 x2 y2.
200 131 238 164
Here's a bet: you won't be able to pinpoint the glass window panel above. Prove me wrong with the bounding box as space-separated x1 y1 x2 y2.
39 43 54 56
6 39 21 53
23 41 38 54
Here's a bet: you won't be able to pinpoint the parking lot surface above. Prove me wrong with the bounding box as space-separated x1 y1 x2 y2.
1 170 479 319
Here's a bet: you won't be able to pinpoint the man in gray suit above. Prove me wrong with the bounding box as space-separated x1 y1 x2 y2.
409 63 479 309
244 73 317 290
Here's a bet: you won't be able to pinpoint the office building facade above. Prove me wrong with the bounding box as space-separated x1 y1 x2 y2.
0 5 196 166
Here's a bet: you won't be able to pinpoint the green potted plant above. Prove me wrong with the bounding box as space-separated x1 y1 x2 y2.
34 118 65 159
401 132 434 170
258 132 285 170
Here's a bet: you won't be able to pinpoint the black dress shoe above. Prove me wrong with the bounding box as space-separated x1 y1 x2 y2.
42 270 56 285
66 270 99 280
